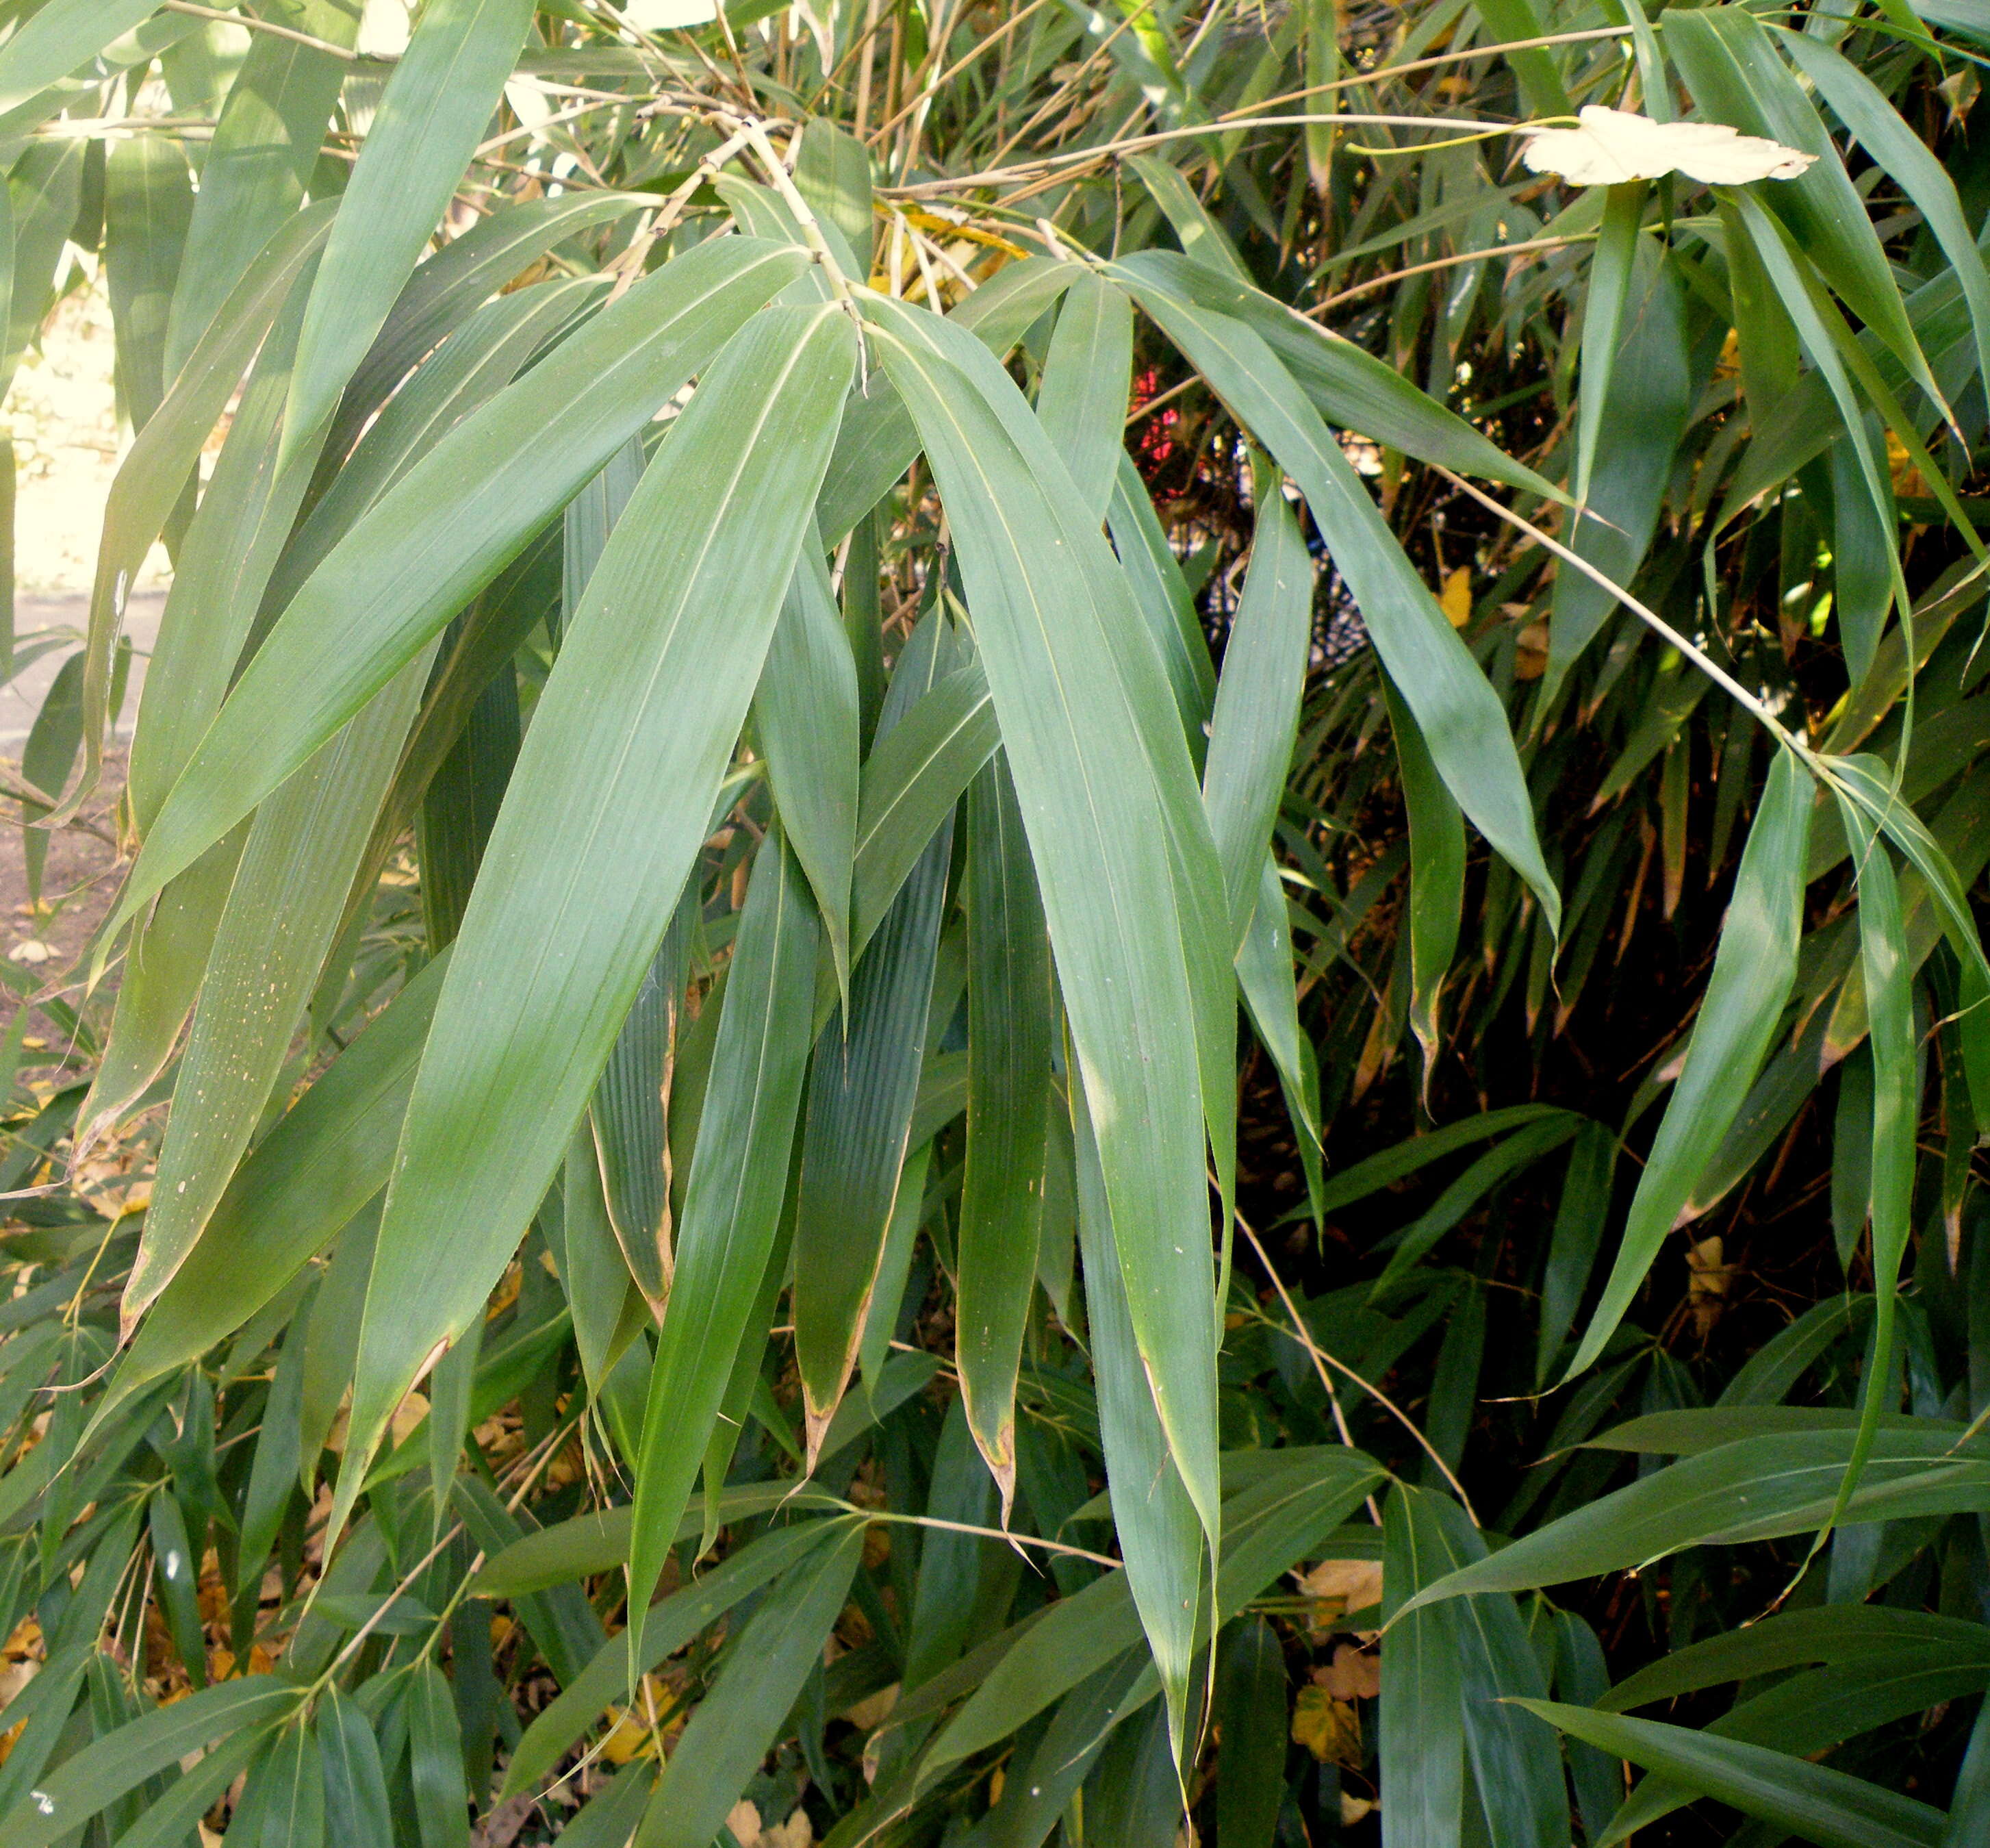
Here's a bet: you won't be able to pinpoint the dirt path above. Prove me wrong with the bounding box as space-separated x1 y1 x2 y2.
1 274 173 1080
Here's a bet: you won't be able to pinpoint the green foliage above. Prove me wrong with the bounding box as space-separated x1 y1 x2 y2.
0 0 1986 1842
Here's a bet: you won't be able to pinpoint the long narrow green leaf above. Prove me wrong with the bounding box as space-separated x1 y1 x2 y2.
1666 8 1949 422
75 836 241 1154
1569 748 1810 1375
0 0 163 118
407 1662 470 1848
126 244 322 831
626 831 819 1615
1115 271 1561 932
333 303 854 1540
869 293 1227 1560
1072 1078 1204 1758
1815 807 1915 1544
633 1522 866 1848
848 659 997 959
108 237 808 932
956 752 1052 1507
793 611 957 1451
1203 474 1312 948
1397 1427 1990 1615
125 657 431 1328
588 907 689 1318
1036 272 1133 526
280 0 537 466
756 541 860 994
1516 1700 1946 1848
8 1678 296 1848
1383 676 1465 1088
1545 242 1692 696
68 201 336 837
1572 183 1646 509
1776 27 1990 405
162 0 362 379
1381 1486 1466 1848
1115 250 1564 502
103 136 194 435
100 952 444 1427
327 192 640 467
507 1521 843 1799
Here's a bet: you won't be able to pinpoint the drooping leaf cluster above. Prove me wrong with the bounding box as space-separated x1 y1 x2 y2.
0 0 1985 1843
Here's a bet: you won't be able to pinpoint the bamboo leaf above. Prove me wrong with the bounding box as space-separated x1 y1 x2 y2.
124 657 431 1328
1213 1617 1288 1848
100 951 444 1427
1383 676 1466 1090
0 0 164 118
109 236 808 932
956 752 1053 1505
793 609 957 1451
1569 748 1811 1376
848 659 997 959
102 135 194 435
757 540 860 993
6 1678 296 1848
318 1686 394 1848
1775 27 1990 409
869 293 1227 1562
1515 1700 1946 1848
280 0 537 467
1114 272 1561 933
68 201 335 834
1036 272 1134 527
333 303 854 1539
633 1521 866 1848
1203 470 1312 948
1398 1427 1990 1615
1072 1077 1205 1759
1665 8 1950 422
626 830 819 1614
587 901 691 1318
162 0 362 379
1113 250 1564 502
407 1661 471 1848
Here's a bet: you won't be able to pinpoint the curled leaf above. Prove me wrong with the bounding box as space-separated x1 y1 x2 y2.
1520 106 1816 186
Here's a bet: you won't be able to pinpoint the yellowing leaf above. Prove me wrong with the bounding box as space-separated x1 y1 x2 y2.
1440 566 1472 627
1292 1683 1363 1765
1519 106 1816 187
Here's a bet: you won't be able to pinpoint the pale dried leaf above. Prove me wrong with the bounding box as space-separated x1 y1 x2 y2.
1320 1642 1381 1701
1297 1557 1383 1613
624 0 720 27
1519 106 1816 187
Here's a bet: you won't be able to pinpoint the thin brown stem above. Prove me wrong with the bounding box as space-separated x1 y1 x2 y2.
1309 232 1596 316
160 1 363 60
1236 1209 1475 1525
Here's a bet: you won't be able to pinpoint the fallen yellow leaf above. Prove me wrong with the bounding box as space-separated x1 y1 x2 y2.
1292 1683 1363 1765
1440 566 1472 627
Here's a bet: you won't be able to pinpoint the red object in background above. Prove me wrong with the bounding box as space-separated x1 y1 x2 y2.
1129 366 1180 481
